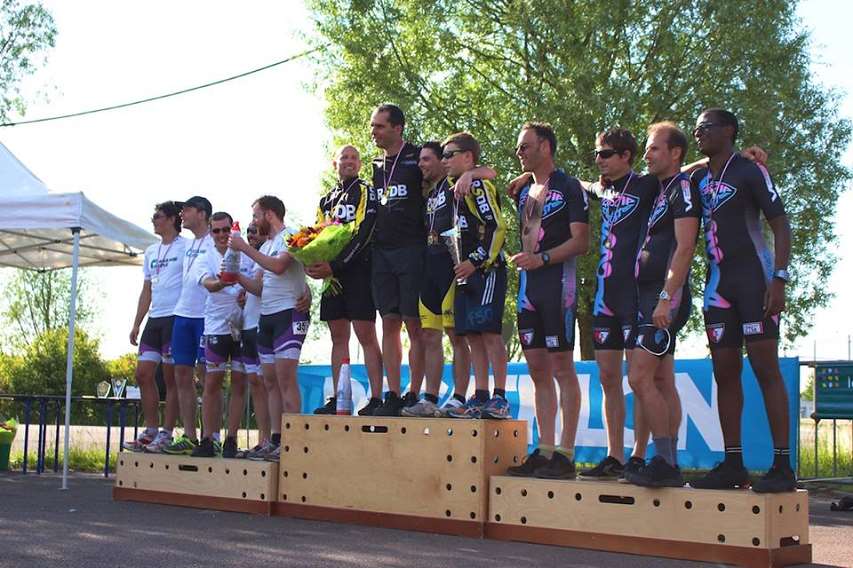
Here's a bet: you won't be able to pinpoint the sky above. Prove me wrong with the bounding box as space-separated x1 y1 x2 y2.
1 0 851 364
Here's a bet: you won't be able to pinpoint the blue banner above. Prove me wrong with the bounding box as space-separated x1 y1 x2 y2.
296 357 799 470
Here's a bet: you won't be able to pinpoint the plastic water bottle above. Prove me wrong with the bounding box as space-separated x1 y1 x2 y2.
220 222 242 283
336 359 353 415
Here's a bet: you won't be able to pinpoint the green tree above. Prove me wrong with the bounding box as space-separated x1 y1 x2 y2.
0 269 94 348
0 0 56 122
306 0 852 358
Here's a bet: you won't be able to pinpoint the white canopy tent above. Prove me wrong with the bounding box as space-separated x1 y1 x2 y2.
0 141 157 488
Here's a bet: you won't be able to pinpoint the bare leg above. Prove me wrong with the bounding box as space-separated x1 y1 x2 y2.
174 364 197 439
262 362 282 436
405 317 425 396
710 347 744 446
135 360 159 430
422 328 444 396
448 328 471 397
276 358 301 414
524 348 556 446
552 351 581 450
247 372 270 441
627 351 669 440
328 319 351 391
596 349 626 461
483 332 507 391
466 334 490 392
353 320 383 400
227 370 247 438
162 363 178 430
745 339 789 448
201 371 224 439
382 316 403 394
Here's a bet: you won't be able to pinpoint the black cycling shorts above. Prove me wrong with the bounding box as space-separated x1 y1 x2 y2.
371 244 425 319
320 254 376 322
634 282 691 357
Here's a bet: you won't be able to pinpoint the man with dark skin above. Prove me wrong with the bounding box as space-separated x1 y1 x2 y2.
689 108 795 493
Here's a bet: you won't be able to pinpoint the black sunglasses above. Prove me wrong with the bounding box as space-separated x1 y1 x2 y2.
246 228 258 235
210 227 230 235
593 148 620 159
442 149 465 160
693 122 721 136
151 213 166 222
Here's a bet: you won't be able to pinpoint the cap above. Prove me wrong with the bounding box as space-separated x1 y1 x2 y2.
178 196 212 218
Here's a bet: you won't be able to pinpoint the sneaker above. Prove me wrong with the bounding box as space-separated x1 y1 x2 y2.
263 444 281 462
314 397 337 415
535 452 577 480
506 449 551 477
358 397 383 416
191 437 217 458
122 430 156 452
437 398 465 417
373 392 405 417
401 391 419 408
222 437 238 459
618 456 645 483
690 461 751 490
579 456 624 480
401 398 441 417
626 455 684 487
446 397 486 419
752 465 797 493
480 396 510 419
244 441 273 460
162 435 198 456
143 430 173 454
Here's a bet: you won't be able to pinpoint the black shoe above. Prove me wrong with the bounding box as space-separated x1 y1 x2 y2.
373 392 405 417
752 465 797 493
358 397 383 416
690 461 750 489
191 437 216 458
626 455 684 488
578 456 624 480
618 456 645 483
222 437 238 459
314 397 337 415
535 452 577 480
506 449 551 477
401 391 419 408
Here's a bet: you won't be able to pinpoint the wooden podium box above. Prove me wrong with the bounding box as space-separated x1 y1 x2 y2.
486 476 811 568
273 415 527 536
113 453 277 515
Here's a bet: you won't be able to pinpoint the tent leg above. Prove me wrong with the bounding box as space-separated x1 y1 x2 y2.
61 228 81 491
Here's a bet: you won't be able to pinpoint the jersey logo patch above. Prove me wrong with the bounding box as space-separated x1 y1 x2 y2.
706 323 725 343
292 320 309 335
519 328 535 346
622 325 633 343
593 328 609 344
648 192 669 228
702 181 737 211
545 335 559 348
541 190 566 219
680 179 694 212
742 321 764 336
601 193 640 227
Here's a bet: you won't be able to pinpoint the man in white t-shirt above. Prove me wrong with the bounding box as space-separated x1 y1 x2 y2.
231 195 310 462
234 222 271 458
163 196 214 455
123 201 188 453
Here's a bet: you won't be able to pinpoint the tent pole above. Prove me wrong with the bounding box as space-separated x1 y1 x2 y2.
61 228 81 491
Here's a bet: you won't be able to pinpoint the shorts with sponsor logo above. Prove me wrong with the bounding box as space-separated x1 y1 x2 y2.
204 334 242 373
239 327 260 374
517 265 576 352
257 309 310 363
592 314 637 351
419 248 456 331
138 316 175 364
172 316 205 366
454 266 506 336
320 253 376 322
634 282 691 357
372 244 425 319
703 261 779 349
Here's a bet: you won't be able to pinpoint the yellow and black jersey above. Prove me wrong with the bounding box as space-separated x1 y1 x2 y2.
317 177 377 276
456 177 506 269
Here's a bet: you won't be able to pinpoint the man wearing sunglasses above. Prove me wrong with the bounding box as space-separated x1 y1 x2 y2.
689 109 795 493
507 122 590 479
163 195 214 455
624 123 700 487
307 145 384 416
124 201 187 453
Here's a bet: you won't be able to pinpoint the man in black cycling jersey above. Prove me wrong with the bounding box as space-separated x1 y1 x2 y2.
624 123 699 487
307 145 384 416
689 109 795 493
506 122 590 479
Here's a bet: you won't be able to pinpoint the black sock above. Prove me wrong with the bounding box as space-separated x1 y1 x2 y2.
493 388 506 399
453 393 466 404
386 391 399 399
474 389 489 402
724 446 743 469
773 447 791 469
271 433 281 445
424 393 438 404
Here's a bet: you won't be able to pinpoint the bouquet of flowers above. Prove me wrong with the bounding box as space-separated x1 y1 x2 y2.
0 419 17 444
286 221 355 294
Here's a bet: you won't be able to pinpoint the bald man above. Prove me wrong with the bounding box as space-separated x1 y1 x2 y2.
306 145 384 415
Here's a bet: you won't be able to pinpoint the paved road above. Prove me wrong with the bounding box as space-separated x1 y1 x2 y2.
0 473 849 568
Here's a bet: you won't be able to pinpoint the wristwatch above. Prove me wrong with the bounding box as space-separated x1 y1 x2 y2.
541 252 551 266
658 289 671 302
772 268 790 282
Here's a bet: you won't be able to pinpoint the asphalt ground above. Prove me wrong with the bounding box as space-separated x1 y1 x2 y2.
0 472 850 568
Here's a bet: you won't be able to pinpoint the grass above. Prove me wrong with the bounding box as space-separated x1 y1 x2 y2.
8 446 117 473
